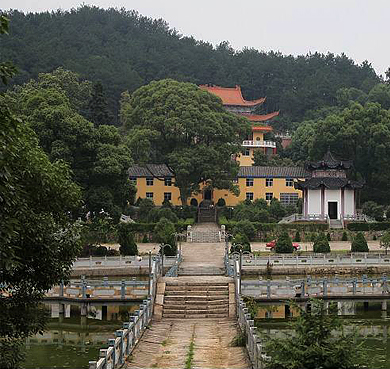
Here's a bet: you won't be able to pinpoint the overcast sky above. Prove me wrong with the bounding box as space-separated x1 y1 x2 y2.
1 0 389 76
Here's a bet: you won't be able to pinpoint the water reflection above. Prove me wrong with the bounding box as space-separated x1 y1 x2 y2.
22 302 139 369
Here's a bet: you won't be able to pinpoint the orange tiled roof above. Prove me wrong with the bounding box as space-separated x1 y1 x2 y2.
244 111 280 122
199 84 265 106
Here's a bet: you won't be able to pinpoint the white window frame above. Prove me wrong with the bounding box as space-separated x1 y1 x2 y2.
164 177 172 186
266 192 273 201
266 178 273 187
146 177 154 186
246 178 254 187
246 192 254 201
286 178 294 187
280 193 299 206
164 192 172 201
146 192 153 199
130 177 137 185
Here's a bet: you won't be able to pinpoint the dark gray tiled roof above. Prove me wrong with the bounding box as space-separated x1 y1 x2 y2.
306 150 353 170
295 177 364 190
128 164 174 178
238 166 310 178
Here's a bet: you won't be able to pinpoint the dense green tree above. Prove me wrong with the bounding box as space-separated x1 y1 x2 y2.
313 232 331 253
351 232 369 252
230 233 251 253
264 299 366 369
275 231 294 253
153 218 177 256
233 220 256 241
0 7 380 125
122 79 250 204
117 223 138 255
3 70 133 218
0 23 82 365
88 81 111 126
362 201 384 221
253 151 296 167
380 231 390 255
288 102 390 203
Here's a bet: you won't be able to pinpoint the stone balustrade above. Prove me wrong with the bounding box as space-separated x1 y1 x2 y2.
88 257 162 369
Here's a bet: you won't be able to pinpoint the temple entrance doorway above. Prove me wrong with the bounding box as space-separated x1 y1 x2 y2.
328 202 338 219
203 189 212 201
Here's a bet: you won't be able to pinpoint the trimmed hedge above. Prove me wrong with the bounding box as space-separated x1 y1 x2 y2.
118 219 194 233
220 219 329 233
346 222 390 231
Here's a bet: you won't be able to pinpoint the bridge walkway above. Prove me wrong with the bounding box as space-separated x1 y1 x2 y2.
126 227 250 369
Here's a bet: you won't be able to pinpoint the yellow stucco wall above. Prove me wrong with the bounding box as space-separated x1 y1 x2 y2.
134 177 182 205
134 176 302 206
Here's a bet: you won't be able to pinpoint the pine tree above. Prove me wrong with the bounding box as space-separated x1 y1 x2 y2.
88 81 111 126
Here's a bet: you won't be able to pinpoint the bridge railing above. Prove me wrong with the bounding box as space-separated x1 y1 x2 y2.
242 275 389 299
47 277 148 300
73 255 176 269
88 256 162 369
234 256 265 368
165 250 183 277
232 253 390 268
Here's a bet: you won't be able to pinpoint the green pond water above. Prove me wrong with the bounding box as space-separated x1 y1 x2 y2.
256 302 390 369
22 302 140 369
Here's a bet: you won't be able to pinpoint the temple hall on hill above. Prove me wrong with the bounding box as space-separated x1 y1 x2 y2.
199 85 279 166
128 85 304 208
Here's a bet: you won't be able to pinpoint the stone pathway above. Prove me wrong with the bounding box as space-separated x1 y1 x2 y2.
125 225 250 368
126 319 250 369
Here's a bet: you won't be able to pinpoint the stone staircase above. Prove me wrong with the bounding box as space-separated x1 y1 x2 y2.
191 230 220 243
162 281 229 319
197 207 216 223
178 264 225 276
329 219 343 229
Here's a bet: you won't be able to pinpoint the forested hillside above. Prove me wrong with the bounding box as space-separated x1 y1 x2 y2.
0 5 381 126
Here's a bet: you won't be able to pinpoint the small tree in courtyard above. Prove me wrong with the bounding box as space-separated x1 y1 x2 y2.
275 231 294 253
313 232 331 253
230 233 251 253
154 217 177 256
351 232 369 252
118 223 138 255
293 230 301 242
380 231 390 255
264 299 367 369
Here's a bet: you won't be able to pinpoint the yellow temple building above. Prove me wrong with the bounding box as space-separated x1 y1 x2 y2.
129 85 304 206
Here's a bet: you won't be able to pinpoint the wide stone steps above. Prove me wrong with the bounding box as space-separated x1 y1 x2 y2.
178 266 225 276
162 282 230 319
191 231 221 243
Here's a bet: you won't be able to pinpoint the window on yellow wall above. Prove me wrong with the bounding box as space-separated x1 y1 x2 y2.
146 177 154 186
266 192 273 201
266 178 273 187
243 148 250 156
130 177 137 185
246 178 254 187
280 193 299 205
146 192 153 199
164 192 172 201
232 178 238 184
286 178 294 187
246 192 254 201
164 177 172 186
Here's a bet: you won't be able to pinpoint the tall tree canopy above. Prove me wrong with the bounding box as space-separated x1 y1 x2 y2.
3 69 133 218
0 16 82 367
287 102 390 203
0 6 380 126
122 79 251 204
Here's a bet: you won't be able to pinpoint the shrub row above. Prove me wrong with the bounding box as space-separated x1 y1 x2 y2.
118 218 195 233
220 219 329 233
346 222 390 231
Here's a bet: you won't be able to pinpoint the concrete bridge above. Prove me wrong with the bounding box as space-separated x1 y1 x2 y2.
88 223 253 369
